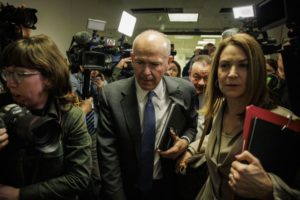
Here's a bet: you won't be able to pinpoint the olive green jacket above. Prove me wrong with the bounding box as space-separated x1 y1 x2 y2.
0 102 92 200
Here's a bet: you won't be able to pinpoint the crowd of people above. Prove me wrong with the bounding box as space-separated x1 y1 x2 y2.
0 23 299 200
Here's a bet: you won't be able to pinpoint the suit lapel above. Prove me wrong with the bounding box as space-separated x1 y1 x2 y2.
164 76 186 108
120 78 142 159
120 77 190 160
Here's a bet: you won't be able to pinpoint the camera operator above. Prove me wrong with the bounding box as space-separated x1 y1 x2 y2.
111 56 133 81
0 35 92 200
0 2 38 94
265 57 290 108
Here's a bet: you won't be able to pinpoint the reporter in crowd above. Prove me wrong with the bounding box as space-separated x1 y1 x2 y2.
166 60 181 78
179 33 299 199
111 56 133 81
0 34 92 200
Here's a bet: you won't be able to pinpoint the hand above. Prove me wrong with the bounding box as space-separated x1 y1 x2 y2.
158 128 189 160
0 184 20 200
116 57 132 69
228 151 273 199
0 128 9 151
80 97 93 114
92 74 105 91
175 150 192 174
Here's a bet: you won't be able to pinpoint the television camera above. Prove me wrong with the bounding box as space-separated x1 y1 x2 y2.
67 29 133 98
0 2 38 94
0 2 37 52
254 0 300 115
239 17 281 55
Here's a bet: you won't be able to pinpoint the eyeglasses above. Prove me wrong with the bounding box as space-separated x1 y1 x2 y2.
1 70 41 84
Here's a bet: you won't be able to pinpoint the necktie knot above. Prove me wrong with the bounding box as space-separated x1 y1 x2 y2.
147 91 155 101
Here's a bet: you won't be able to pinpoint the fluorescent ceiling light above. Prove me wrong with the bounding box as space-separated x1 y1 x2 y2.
200 35 222 38
195 46 204 49
118 11 136 37
203 38 216 43
197 41 210 45
233 5 254 19
168 13 198 22
173 35 194 39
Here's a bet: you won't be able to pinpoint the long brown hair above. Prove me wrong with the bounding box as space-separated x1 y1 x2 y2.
202 33 272 117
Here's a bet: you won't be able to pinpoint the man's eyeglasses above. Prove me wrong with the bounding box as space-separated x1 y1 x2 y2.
1 70 41 84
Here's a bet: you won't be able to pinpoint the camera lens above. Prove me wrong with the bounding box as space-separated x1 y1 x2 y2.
14 8 38 29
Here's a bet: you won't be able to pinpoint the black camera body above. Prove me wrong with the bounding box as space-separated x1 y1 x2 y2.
0 104 61 153
67 35 115 75
267 74 283 92
0 2 37 51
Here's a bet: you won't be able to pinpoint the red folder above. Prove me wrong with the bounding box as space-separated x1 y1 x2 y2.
243 105 300 150
243 105 300 189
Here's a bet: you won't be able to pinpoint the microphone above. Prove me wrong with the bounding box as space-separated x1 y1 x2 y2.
74 31 91 45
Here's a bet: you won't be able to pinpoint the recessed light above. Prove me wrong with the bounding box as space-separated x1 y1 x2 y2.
168 13 198 22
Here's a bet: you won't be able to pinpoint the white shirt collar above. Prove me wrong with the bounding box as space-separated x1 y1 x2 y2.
135 78 165 102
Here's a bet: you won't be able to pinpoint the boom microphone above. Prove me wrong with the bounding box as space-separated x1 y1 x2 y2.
74 31 91 45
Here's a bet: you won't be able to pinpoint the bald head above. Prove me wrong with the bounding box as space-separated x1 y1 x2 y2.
131 30 172 91
133 30 171 58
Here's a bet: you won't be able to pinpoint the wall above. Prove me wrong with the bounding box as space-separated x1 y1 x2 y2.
5 0 111 57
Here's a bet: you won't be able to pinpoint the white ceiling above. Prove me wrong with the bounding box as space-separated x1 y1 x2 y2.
93 0 263 60
6 0 283 65
97 0 262 35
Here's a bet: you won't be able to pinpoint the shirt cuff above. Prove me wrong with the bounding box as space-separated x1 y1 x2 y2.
181 136 190 144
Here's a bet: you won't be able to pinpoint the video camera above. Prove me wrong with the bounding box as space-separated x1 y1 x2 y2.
253 0 300 115
0 104 61 153
67 29 133 98
0 2 37 51
239 18 281 55
0 2 38 94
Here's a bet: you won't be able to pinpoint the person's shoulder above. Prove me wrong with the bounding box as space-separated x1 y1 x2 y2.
60 104 85 120
103 77 133 91
271 105 300 119
165 76 194 88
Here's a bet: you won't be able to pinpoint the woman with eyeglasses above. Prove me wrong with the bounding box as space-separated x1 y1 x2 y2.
0 35 92 200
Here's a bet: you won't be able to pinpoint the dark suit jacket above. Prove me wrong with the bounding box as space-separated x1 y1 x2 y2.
97 76 198 200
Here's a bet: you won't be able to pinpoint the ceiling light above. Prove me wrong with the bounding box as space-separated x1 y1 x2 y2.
173 35 194 39
233 5 254 19
168 13 198 22
195 46 204 49
200 35 222 38
203 38 216 43
197 41 210 45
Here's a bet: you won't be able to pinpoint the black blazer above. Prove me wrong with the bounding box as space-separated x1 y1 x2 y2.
97 76 198 200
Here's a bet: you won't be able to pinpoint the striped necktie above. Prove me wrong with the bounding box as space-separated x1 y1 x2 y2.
86 110 96 135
